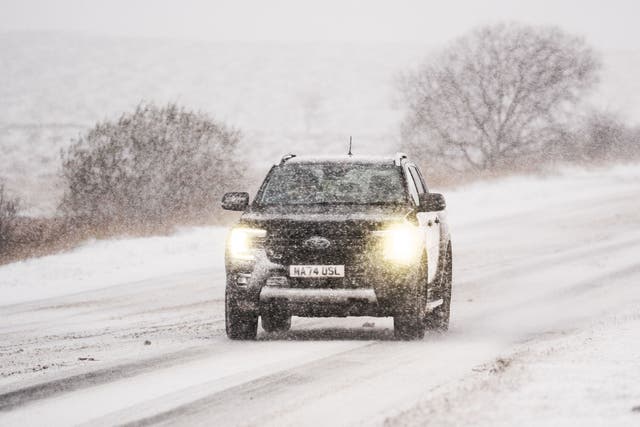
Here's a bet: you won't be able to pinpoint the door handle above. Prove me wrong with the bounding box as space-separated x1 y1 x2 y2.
427 220 433 227
435 217 440 224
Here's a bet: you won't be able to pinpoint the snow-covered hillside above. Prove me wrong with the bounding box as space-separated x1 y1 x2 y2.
1 32 640 215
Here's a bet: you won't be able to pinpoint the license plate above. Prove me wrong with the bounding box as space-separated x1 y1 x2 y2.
289 265 345 278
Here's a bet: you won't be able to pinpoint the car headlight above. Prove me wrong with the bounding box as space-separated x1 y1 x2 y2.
375 224 423 265
228 227 266 260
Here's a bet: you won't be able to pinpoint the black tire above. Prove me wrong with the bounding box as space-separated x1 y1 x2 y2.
225 289 258 340
394 262 428 340
425 243 452 332
394 311 425 340
261 311 292 334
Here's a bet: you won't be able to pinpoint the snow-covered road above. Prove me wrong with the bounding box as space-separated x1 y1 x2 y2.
1 165 640 426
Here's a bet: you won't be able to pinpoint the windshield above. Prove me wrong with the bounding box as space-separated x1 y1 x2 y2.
257 163 408 206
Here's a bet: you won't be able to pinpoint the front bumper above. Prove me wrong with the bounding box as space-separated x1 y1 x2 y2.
260 287 379 317
226 248 424 317
260 287 377 304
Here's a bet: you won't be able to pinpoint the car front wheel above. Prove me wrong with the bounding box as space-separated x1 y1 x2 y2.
225 289 258 340
394 262 427 340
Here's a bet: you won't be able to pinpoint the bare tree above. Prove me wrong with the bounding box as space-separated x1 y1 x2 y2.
400 23 601 172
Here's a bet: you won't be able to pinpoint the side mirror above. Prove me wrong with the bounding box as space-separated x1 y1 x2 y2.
418 193 446 212
222 192 249 211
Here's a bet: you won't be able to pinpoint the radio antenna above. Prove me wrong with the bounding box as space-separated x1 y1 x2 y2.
348 136 353 156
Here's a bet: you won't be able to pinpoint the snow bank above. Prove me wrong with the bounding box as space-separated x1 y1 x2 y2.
445 163 640 227
0 227 227 306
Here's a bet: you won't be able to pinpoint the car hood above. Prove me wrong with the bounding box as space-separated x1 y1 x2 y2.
238 204 411 234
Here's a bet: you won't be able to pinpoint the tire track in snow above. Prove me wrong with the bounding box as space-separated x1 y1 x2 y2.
4 234 636 416
1 340 375 427
110 340 475 427
459 260 640 329
457 234 640 287
0 347 210 412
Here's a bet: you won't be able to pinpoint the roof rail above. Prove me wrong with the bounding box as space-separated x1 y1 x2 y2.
280 153 297 165
394 152 408 166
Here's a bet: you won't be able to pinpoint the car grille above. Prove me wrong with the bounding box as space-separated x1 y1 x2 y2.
267 236 367 264
264 223 379 289
266 223 374 262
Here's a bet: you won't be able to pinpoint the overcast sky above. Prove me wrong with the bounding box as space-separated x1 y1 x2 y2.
1 0 638 49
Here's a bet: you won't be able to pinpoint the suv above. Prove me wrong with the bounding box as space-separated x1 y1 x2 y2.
221 153 452 340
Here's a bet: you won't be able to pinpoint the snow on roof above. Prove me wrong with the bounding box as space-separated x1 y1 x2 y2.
279 154 398 166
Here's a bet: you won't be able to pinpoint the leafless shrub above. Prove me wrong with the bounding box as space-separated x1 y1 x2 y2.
0 183 20 255
544 110 639 166
60 103 242 233
400 23 601 174
579 111 640 162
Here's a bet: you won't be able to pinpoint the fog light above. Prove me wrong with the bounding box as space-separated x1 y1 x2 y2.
236 273 251 285
266 276 289 287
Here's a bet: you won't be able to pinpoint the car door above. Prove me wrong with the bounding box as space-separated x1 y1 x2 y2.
406 164 440 284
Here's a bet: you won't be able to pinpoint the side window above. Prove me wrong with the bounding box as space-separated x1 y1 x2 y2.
405 166 420 205
415 167 429 193
408 167 426 195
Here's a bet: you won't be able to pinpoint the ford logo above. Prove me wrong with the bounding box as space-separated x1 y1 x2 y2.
303 236 331 250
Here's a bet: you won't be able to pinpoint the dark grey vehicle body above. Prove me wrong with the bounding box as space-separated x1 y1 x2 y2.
222 153 453 340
